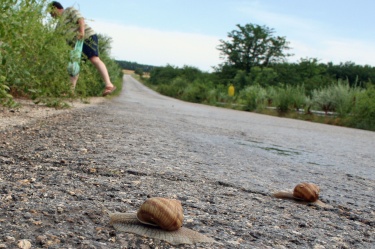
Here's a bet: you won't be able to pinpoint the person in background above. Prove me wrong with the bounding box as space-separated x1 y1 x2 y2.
50 1 116 96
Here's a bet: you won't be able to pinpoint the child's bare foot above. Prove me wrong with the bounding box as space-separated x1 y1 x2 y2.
102 85 116 96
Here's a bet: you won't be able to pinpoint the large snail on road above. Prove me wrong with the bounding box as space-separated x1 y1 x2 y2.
136 197 184 231
108 197 217 245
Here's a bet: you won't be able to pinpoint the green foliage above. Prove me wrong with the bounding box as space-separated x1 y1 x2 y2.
181 79 213 103
212 63 238 85
149 65 180 85
0 0 122 106
217 23 292 73
269 84 307 113
349 84 375 130
148 65 220 104
271 59 332 95
232 70 249 90
134 68 144 77
0 75 16 107
237 84 267 111
146 61 374 130
1 0 72 99
330 80 361 117
205 84 228 105
231 67 278 91
311 87 334 114
326 61 375 88
250 67 278 87
157 76 188 97
312 79 361 117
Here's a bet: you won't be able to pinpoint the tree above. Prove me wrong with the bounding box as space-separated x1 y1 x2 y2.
217 24 292 73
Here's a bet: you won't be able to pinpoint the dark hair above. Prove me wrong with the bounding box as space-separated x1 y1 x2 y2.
51 1 64 9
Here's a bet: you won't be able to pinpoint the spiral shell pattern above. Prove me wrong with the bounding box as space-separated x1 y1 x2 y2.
136 197 184 231
293 182 320 202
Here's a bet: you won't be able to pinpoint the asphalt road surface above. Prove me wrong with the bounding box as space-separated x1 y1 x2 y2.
119 75 375 210
1 75 374 248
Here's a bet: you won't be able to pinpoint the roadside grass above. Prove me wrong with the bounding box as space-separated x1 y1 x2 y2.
123 70 370 127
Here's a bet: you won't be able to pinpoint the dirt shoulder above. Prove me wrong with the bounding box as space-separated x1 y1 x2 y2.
0 98 106 131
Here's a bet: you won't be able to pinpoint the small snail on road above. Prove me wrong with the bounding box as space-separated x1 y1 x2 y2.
273 182 332 208
108 197 217 245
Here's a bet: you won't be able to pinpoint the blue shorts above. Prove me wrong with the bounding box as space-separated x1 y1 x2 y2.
82 34 99 59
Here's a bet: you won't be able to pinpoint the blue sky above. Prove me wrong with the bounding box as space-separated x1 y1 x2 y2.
59 0 375 71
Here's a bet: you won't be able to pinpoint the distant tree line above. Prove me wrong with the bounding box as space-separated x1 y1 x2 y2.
138 23 375 131
116 60 155 73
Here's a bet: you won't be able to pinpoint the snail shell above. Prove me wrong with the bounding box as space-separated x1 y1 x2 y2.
293 182 320 202
136 197 184 231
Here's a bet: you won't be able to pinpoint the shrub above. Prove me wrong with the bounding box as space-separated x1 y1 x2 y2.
311 87 334 114
205 84 228 106
149 65 180 85
312 79 361 117
157 76 188 97
269 84 307 113
1 0 72 99
0 0 122 105
181 79 212 103
237 84 267 111
349 85 375 130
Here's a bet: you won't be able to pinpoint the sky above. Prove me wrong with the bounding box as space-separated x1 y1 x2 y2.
58 0 375 72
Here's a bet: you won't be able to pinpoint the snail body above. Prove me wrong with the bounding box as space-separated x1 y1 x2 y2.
108 197 216 245
273 182 320 202
136 197 184 231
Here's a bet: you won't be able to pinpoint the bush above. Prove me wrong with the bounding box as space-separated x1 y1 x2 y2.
0 0 122 106
205 85 224 105
349 84 375 130
0 75 16 107
157 76 188 97
149 65 180 85
1 0 72 100
311 87 334 115
312 80 361 117
269 84 307 113
237 84 267 111
181 79 213 103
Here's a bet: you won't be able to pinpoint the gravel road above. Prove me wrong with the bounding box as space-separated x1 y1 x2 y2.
0 75 374 249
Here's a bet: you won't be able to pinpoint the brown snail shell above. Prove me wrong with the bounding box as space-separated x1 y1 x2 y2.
293 182 320 202
136 197 184 231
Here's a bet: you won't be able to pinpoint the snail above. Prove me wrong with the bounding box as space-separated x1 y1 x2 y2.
108 197 217 245
273 182 332 208
136 197 184 231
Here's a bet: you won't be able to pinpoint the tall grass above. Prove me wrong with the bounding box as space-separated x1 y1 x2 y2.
268 84 307 113
349 84 375 130
237 84 267 111
312 79 362 117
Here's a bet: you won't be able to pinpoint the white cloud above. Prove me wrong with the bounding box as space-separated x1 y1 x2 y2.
237 4 375 66
288 38 375 66
318 39 375 65
89 20 222 71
